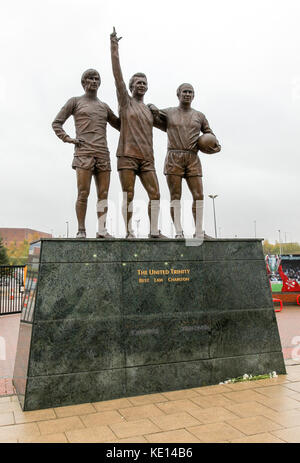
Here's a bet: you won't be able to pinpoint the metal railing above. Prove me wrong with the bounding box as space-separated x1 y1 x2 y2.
273 298 283 313
0 266 26 315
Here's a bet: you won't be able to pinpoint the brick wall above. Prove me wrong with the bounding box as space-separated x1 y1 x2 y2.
0 228 52 246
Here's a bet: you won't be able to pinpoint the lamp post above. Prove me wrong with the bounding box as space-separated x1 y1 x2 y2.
278 229 282 255
208 194 218 238
284 232 290 244
66 221 69 238
254 220 256 238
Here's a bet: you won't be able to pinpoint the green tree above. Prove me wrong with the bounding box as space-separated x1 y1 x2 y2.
281 242 300 254
263 240 300 255
6 232 40 265
0 237 10 265
262 239 273 255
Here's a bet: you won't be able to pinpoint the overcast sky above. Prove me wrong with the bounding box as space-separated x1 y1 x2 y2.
1 0 299 242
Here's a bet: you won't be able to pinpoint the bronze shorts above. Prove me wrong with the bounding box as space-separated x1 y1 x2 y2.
164 150 202 177
72 155 111 173
117 156 155 175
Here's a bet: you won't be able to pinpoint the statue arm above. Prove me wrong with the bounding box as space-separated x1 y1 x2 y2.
107 105 121 131
201 115 221 153
52 98 85 147
52 98 76 143
110 28 128 108
148 104 167 132
201 115 215 136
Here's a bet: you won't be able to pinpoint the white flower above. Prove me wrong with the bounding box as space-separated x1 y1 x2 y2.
219 382 224 385
272 371 278 378
243 374 249 380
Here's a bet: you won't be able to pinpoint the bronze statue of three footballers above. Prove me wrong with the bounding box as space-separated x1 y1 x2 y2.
52 28 221 239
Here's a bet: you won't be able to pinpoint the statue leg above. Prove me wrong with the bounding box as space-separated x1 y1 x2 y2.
119 169 136 237
139 171 161 236
94 171 111 237
166 174 183 237
75 167 93 236
186 176 204 238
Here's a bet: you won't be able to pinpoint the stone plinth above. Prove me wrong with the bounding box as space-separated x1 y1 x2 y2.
13 238 286 411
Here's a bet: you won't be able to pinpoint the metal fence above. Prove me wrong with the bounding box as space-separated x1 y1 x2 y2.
0 266 26 315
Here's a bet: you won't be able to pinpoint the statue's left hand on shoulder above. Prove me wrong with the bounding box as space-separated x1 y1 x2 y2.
147 103 160 118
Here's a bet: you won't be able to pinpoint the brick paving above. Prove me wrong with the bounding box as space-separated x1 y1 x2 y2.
0 306 299 442
0 370 300 442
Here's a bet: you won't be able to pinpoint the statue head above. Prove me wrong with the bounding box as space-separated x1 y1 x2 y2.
177 83 194 104
129 72 148 96
81 69 101 91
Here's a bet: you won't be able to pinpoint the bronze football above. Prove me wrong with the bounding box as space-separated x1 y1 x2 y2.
197 133 221 154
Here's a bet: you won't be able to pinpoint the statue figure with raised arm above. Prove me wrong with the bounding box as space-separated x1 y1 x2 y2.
110 27 166 239
149 83 221 240
52 69 120 238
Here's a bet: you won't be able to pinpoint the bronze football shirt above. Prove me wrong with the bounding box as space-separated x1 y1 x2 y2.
157 107 214 153
111 41 154 161
52 96 120 158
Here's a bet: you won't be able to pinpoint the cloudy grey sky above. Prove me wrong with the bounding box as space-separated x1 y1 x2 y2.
1 0 299 241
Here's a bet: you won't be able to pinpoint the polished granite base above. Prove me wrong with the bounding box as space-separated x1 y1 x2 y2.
13 238 286 410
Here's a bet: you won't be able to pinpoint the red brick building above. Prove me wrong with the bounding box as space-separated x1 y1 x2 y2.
0 228 52 246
